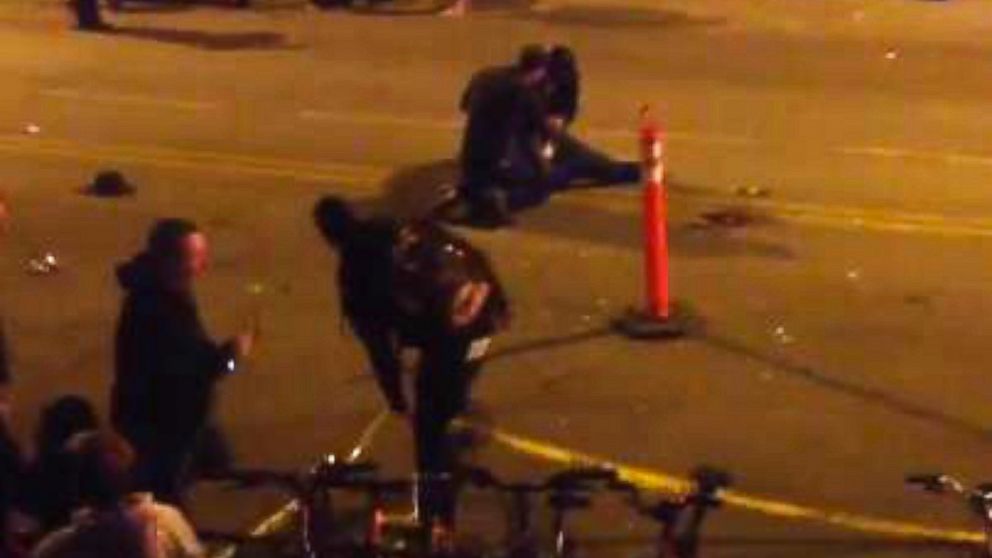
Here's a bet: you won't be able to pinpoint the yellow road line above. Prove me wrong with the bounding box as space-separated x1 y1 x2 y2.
3 132 992 239
840 146 992 169
208 409 392 558
567 190 992 239
0 134 387 186
478 424 984 544
297 108 757 147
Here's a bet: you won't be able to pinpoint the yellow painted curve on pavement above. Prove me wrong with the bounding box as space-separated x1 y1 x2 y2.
476 424 985 545
210 419 984 558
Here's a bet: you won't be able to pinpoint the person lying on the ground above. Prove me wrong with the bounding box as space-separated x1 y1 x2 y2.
314 196 509 530
31 430 204 558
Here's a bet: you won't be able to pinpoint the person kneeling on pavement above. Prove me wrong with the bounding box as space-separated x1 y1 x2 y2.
455 45 552 227
451 44 640 227
313 196 509 532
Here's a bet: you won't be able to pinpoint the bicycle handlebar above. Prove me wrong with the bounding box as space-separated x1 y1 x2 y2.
456 464 618 493
905 473 965 494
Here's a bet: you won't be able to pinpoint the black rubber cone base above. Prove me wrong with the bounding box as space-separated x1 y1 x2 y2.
613 304 692 341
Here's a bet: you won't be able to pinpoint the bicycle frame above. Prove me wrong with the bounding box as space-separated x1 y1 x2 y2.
907 474 992 557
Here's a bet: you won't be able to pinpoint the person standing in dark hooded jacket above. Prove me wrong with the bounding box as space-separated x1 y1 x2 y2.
112 219 253 506
314 196 509 532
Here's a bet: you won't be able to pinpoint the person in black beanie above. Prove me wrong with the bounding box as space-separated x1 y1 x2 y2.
111 218 253 505
314 196 509 531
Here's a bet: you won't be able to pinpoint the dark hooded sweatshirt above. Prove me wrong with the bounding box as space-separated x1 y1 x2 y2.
111 253 233 447
336 218 509 412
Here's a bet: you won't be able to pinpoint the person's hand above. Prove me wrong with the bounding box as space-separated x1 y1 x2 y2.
234 331 255 359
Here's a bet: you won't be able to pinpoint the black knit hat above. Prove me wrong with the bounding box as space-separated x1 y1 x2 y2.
86 170 135 197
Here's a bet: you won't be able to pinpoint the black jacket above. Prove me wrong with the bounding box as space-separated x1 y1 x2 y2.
545 67 579 125
111 254 233 443
459 65 548 171
336 219 509 411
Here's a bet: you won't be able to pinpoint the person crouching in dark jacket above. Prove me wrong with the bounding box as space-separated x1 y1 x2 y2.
111 218 254 506
313 196 509 531
456 45 552 227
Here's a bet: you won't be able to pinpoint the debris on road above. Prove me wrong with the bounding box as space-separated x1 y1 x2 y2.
735 185 770 198
697 207 760 228
846 269 862 281
23 123 41 135
26 252 60 275
885 49 899 60
771 325 794 345
247 281 266 295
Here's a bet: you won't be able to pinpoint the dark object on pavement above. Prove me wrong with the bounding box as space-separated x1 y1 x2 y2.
86 170 135 198
698 208 757 228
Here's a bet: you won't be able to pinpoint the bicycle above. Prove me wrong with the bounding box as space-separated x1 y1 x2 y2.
607 466 732 558
458 464 620 558
906 473 992 556
219 454 385 558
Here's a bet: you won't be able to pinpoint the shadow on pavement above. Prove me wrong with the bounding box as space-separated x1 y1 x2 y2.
485 325 613 363
702 333 992 444
111 26 299 51
521 200 796 259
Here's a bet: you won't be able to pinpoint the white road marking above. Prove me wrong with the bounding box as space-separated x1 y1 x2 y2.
297 108 758 146
39 88 217 111
839 145 992 168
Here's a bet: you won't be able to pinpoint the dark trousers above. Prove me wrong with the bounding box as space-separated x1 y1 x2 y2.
74 0 104 29
126 419 232 507
414 335 483 526
460 134 639 215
